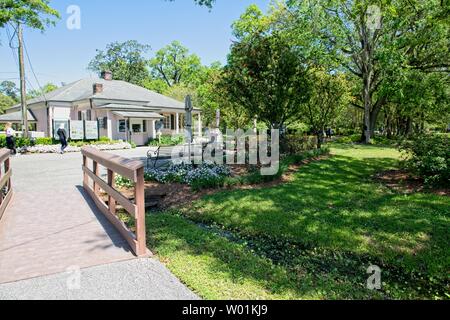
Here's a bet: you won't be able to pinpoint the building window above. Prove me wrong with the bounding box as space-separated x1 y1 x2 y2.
118 120 126 133
163 114 171 130
78 111 82 120
86 110 92 121
132 123 142 133
142 120 147 133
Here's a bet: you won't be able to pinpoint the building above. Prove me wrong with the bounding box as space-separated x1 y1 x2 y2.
0 71 202 146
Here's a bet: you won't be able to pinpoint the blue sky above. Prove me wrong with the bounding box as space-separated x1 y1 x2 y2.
0 0 269 90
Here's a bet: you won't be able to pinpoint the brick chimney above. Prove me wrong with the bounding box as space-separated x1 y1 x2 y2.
101 70 113 81
93 83 103 94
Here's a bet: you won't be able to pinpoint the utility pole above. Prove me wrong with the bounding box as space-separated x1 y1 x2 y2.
17 22 28 138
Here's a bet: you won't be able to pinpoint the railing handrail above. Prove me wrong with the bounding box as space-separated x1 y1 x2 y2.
81 147 147 257
0 148 13 221
81 146 143 181
0 149 10 164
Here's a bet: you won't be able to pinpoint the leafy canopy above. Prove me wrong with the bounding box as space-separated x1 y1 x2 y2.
88 40 151 85
0 0 59 30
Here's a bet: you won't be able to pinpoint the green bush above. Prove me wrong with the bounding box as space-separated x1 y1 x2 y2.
400 134 449 187
148 134 184 147
34 137 55 145
283 134 317 154
335 134 361 144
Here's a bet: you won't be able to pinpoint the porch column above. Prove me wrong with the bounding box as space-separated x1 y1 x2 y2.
197 113 202 137
176 113 180 134
152 120 156 139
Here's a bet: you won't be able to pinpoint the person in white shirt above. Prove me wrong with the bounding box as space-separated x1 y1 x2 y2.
5 122 17 155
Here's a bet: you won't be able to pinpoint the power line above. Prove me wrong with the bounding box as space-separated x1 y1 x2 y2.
23 38 48 102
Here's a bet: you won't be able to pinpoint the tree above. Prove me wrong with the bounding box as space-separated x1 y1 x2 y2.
223 5 310 130
27 82 58 99
0 93 14 113
0 0 59 30
287 0 450 142
0 80 18 101
302 68 351 148
88 40 151 85
149 41 202 88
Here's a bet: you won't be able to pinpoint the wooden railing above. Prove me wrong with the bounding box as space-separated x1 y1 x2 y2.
0 149 13 221
81 147 147 257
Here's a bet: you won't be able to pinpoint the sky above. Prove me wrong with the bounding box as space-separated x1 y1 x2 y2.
0 0 270 91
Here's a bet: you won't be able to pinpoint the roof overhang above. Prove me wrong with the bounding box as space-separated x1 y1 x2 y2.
0 110 37 123
112 111 164 119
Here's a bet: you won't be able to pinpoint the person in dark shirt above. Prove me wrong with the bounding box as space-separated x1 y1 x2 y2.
57 124 68 154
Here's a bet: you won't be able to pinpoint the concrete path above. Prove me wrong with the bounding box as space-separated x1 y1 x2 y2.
0 259 198 300
0 148 197 299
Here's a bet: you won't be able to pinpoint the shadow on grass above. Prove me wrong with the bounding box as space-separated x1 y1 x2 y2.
147 150 450 299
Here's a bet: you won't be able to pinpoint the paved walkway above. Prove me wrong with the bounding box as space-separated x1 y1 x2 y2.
0 149 197 299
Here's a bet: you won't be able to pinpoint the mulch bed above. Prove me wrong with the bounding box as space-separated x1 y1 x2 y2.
374 170 449 196
117 156 330 210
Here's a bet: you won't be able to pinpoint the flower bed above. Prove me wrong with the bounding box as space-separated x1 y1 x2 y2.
21 142 132 154
145 162 232 191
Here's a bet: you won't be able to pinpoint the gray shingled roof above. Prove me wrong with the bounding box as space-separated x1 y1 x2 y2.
0 110 37 122
10 78 194 110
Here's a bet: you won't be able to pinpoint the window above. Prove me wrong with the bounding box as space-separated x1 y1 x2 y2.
132 124 142 133
78 111 82 120
86 110 92 121
163 114 171 129
142 120 147 133
118 120 126 133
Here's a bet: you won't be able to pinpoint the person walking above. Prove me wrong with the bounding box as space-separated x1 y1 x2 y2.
57 123 68 154
5 123 17 155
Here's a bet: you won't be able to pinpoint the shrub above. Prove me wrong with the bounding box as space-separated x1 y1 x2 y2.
400 134 449 187
148 134 184 147
283 134 317 154
34 137 55 145
335 134 361 144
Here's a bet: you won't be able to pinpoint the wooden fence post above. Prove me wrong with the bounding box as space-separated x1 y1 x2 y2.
93 160 100 196
135 167 146 256
107 169 116 215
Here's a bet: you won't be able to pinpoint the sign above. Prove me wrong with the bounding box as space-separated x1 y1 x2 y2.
53 120 69 140
70 121 84 140
85 121 99 140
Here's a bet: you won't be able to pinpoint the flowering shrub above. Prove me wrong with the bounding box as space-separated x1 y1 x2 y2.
145 162 231 191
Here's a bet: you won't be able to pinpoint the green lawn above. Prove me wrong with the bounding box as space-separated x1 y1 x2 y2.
146 144 450 300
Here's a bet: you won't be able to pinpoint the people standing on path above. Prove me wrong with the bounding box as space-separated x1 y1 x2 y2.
5 123 17 155
57 123 68 154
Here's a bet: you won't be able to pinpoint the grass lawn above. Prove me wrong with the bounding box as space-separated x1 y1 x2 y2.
146 144 449 300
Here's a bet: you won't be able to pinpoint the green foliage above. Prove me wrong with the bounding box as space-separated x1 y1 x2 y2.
0 93 14 112
283 134 317 155
115 175 135 189
88 40 151 85
301 68 351 148
175 145 449 299
400 134 450 187
223 5 310 129
148 134 184 147
0 81 18 102
335 134 361 144
27 83 58 99
149 41 202 88
0 0 60 30
34 137 54 145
